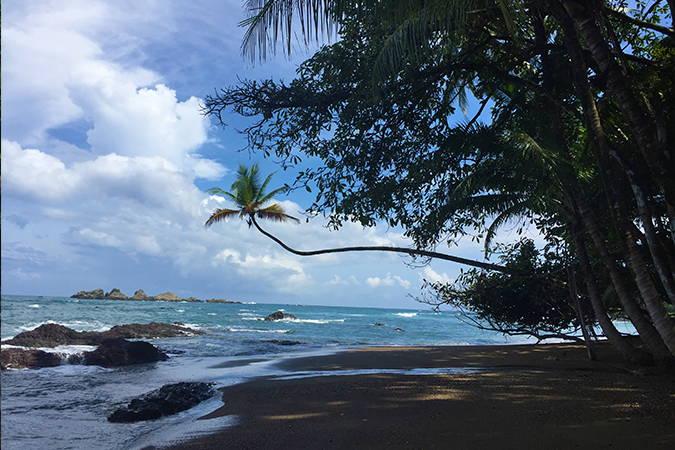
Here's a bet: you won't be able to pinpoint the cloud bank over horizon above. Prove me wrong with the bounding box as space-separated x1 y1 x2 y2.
2 0 525 308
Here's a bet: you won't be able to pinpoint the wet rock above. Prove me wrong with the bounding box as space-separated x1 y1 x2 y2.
84 338 168 367
2 322 204 348
393 328 405 332
264 311 297 321
373 323 386 326
107 382 215 423
1 348 62 370
1 323 91 348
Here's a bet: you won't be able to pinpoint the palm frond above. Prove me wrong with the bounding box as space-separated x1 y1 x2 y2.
205 208 241 227
240 0 336 64
256 204 300 223
484 196 543 251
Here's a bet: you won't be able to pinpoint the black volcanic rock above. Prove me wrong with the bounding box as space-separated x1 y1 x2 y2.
264 311 297 321
1 348 63 370
2 322 204 348
107 382 215 423
84 338 168 367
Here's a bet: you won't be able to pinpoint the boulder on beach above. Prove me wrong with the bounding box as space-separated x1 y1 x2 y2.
152 292 181 302
71 289 105 299
264 311 298 321
1 348 63 370
131 289 148 300
84 338 168 367
107 382 215 423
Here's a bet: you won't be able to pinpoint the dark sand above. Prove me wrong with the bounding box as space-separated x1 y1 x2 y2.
163 343 675 450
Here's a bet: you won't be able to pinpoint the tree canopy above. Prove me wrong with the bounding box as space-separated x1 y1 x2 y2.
204 0 675 364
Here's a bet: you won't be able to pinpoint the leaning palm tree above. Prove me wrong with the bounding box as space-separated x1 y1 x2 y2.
206 164 520 274
205 163 300 228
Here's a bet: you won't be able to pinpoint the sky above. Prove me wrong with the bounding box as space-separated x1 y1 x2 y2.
1 0 538 309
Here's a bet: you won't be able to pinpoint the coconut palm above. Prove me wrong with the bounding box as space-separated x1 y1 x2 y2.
207 163 525 275
205 163 300 228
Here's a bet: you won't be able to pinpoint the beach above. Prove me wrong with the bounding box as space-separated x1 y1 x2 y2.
164 342 675 450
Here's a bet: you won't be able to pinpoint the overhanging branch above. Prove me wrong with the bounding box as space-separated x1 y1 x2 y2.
251 216 523 275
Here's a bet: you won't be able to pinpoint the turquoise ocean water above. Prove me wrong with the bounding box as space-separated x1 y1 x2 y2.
1 294 531 450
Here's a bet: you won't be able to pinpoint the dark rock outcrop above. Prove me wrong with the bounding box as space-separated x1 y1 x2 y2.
205 298 241 304
131 289 148 300
84 338 168 367
1 348 62 370
2 322 204 348
373 323 386 326
104 288 129 300
71 289 105 299
264 311 297 321
107 382 215 423
152 292 180 302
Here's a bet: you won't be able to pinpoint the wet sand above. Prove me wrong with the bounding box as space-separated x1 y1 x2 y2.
162 342 675 450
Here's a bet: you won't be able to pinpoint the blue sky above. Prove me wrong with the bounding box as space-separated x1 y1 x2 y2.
1 0 537 309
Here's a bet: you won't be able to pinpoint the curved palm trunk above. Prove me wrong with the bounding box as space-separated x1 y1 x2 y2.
555 7 673 361
572 226 652 363
565 262 596 361
576 194 673 361
621 226 675 358
562 0 675 211
250 216 522 274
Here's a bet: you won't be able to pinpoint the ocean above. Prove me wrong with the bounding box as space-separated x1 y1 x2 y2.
1 294 532 450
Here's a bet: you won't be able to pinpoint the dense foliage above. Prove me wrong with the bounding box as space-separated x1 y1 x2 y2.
205 0 675 364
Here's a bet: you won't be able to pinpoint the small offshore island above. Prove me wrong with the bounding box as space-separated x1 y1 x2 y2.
71 288 240 304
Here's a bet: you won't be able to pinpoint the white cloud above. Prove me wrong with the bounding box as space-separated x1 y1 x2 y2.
1 140 81 202
366 273 411 289
420 267 454 285
2 0 489 308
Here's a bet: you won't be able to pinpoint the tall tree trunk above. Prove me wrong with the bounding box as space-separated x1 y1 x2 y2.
561 0 675 211
620 223 675 357
571 223 651 363
576 194 673 361
566 261 596 361
555 4 674 360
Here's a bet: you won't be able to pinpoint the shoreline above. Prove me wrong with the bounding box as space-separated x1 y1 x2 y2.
161 342 675 450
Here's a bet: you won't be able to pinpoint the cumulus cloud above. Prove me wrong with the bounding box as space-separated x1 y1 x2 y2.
420 267 454 285
2 0 479 308
366 274 411 289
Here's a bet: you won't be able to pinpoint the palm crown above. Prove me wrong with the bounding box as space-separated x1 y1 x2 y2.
205 163 299 227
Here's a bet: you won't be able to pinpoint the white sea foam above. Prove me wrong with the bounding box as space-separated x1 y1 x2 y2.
16 320 111 334
394 313 418 318
295 319 345 324
28 304 40 308
176 309 185 313
207 313 217 316
226 327 291 334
